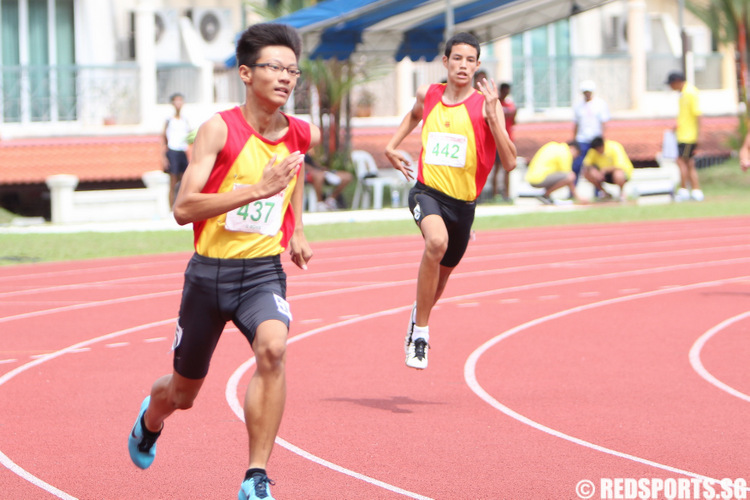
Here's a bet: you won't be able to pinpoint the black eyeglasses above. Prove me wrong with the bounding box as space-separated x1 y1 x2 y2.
249 63 302 78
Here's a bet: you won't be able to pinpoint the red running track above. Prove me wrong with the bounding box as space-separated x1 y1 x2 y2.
1 216 750 499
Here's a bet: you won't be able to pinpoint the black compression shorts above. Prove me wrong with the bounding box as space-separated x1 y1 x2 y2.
172 253 290 379
408 181 476 268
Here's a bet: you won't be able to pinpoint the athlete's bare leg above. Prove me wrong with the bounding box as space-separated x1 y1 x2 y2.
415 214 454 327
244 319 287 469
144 371 205 433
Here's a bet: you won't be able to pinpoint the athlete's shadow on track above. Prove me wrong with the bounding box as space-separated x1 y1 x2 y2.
323 396 445 414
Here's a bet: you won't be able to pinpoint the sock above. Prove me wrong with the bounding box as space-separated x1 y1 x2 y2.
244 468 266 481
412 325 429 343
140 413 161 438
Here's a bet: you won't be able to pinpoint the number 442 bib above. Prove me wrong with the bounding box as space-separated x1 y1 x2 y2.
225 184 285 236
425 132 468 168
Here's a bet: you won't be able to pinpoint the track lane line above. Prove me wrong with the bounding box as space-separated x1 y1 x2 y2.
3 218 749 497
689 311 750 403
0 318 175 500
224 269 750 499
464 275 750 489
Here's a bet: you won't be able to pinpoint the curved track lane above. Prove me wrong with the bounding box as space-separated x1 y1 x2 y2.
1 217 750 499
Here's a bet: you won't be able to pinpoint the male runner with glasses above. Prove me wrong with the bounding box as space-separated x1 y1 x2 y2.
385 32 516 369
127 23 319 500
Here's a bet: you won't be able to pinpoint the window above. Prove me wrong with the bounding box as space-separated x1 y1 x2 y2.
511 20 572 111
1 0 76 123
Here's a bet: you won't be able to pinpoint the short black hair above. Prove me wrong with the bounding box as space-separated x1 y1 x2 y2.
666 71 685 84
169 93 183 102
590 136 604 149
567 140 580 151
444 32 480 59
235 23 301 68
499 83 511 92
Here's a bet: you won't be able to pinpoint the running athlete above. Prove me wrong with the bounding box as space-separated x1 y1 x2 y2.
384 32 516 370
127 23 320 500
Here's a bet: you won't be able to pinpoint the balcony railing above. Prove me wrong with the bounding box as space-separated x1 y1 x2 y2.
0 53 729 126
1 63 203 126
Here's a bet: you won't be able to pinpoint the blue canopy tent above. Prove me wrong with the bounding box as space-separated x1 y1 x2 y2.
226 0 613 65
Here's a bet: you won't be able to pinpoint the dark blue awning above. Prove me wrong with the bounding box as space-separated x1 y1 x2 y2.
226 0 614 65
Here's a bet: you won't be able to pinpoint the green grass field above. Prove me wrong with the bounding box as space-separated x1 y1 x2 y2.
1 159 749 266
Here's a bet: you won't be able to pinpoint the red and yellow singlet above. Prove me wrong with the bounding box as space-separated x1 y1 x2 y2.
418 83 497 201
193 106 311 259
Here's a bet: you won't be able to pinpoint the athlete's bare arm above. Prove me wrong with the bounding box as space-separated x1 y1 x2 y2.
288 124 321 270
173 114 303 226
385 84 429 181
477 77 516 172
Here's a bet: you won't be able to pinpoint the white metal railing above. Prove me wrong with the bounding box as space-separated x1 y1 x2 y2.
1 63 203 126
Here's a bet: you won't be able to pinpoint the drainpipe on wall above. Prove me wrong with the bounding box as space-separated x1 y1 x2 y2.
135 0 157 129
628 0 647 112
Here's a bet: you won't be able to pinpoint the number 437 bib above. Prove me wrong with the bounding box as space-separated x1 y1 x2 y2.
425 132 468 168
225 184 285 236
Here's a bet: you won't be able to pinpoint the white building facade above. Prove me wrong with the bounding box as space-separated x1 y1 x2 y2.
0 0 738 138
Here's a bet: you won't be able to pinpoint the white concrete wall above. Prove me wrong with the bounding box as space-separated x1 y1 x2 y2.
46 171 171 224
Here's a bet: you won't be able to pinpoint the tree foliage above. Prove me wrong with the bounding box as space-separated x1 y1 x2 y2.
687 0 750 129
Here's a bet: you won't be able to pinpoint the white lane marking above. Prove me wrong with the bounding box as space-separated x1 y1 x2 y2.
0 290 178 325
3 234 749 497
0 318 175 500
464 275 750 486
298 318 322 325
0 272 182 299
105 342 129 348
225 307 435 500
689 311 750 403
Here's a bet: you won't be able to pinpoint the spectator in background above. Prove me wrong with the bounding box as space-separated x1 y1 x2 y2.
474 75 517 202
491 82 517 201
739 129 750 172
474 70 489 88
667 72 704 201
304 153 353 210
582 136 633 202
163 93 192 207
573 80 609 182
525 141 581 204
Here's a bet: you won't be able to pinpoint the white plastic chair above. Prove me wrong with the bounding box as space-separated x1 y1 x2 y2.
304 184 318 212
350 150 408 210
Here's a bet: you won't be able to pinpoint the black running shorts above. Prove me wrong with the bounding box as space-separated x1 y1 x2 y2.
408 181 476 268
166 149 189 175
172 253 290 379
678 143 697 159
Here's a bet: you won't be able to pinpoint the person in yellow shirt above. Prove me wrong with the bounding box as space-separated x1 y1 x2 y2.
667 72 703 201
525 141 581 204
582 136 633 201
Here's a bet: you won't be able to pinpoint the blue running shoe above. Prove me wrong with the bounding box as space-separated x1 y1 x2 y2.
238 472 275 500
128 396 161 469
